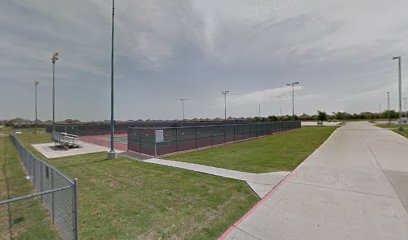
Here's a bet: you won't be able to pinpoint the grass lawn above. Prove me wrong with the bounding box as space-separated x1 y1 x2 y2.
0 134 58 239
165 127 338 173
16 131 258 240
376 123 408 139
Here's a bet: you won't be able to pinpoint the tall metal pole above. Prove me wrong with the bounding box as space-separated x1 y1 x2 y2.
393 56 403 131
387 91 391 124
222 91 230 120
51 52 58 133
182 100 185 120
108 0 117 159
292 85 295 117
286 82 300 119
53 62 55 132
224 93 227 120
258 104 261 118
35 81 39 126
178 98 187 121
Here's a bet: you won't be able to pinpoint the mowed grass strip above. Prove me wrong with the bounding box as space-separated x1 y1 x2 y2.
17 132 258 240
165 127 338 173
376 123 408 139
0 135 58 240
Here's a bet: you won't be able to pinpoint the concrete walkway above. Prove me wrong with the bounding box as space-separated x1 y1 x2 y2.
144 158 289 198
222 122 408 240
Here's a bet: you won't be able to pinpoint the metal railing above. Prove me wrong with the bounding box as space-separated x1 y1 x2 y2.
128 121 301 156
52 131 80 148
0 135 78 240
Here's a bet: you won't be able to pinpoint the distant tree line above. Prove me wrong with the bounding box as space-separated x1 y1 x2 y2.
253 110 400 122
1 111 400 129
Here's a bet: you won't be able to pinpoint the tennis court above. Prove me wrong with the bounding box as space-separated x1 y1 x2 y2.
80 133 128 152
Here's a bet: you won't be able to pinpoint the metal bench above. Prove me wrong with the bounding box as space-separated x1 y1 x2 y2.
53 131 80 149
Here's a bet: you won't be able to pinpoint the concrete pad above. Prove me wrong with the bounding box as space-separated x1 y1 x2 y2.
32 141 123 159
143 158 289 198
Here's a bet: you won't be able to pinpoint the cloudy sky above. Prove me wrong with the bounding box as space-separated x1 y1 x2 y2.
1 0 408 121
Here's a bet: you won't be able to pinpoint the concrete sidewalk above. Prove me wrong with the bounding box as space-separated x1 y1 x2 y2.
222 122 408 240
144 158 289 198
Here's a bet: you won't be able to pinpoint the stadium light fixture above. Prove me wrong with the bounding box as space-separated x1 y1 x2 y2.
108 0 117 159
51 52 59 133
392 56 403 131
222 91 230 120
178 98 187 121
286 82 300 118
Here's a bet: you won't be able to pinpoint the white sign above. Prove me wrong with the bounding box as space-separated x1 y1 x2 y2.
155 129 164 143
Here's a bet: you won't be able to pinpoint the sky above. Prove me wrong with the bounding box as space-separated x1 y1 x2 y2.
1 0 408 121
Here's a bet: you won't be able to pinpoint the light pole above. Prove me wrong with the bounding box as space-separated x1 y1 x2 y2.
392 56 403 131
108 0 117 159
51 52 59 133
34 81 39 126
258 104 261 118
222 91 230 120
286 82 300 119
178 98 187 121
387 91 391 125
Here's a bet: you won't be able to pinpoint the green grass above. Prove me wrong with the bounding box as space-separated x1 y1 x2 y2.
165 127 338 173
16 132 258 240
376 123 408 139
0 134 58 240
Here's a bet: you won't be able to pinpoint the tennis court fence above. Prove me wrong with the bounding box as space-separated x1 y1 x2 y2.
128 121 301 157
1 135 78 240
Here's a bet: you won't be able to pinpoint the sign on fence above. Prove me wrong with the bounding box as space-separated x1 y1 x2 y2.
155 129 164 143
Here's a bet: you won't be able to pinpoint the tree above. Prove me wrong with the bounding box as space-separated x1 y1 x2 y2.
317 111 328 121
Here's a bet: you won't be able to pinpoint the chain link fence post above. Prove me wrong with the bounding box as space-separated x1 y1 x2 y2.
139 129 142 154
195 126 198 148
73 178 79 240
210 126 213 147
51 170 55 223
154 127 157 157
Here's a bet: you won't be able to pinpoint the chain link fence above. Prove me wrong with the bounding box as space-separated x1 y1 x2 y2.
46 120 260 136
128 121 301 157
0 135 78 240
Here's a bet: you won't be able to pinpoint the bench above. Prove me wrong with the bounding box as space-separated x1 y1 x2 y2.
52 131 80 149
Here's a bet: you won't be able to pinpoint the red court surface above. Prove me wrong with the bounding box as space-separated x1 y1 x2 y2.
80 133 128 152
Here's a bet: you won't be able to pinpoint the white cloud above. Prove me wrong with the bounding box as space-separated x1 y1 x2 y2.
1 0 408 120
